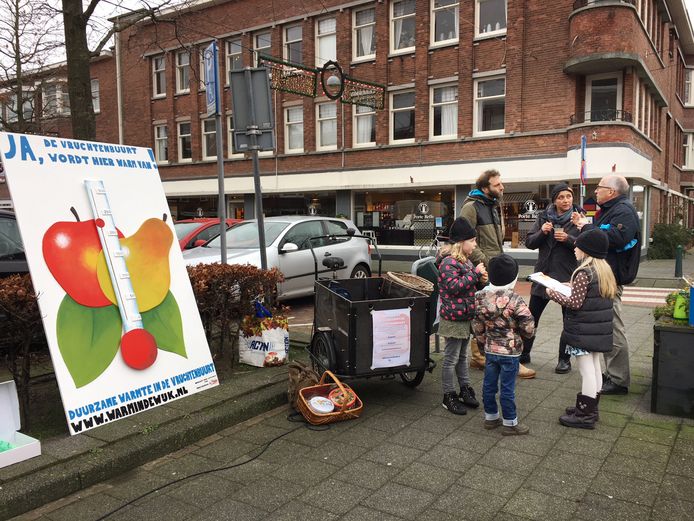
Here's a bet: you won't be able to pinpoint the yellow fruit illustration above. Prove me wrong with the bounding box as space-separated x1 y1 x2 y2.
96 218 173 312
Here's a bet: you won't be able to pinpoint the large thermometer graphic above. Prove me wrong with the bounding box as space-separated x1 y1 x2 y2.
85 180 158 369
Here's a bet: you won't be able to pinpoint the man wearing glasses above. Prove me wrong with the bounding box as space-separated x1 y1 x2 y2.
572 175 641 395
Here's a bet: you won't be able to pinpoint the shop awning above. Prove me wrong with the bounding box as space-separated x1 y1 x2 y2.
501 192 534 204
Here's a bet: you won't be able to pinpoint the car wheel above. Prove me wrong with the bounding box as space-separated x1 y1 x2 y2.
350 264 370 279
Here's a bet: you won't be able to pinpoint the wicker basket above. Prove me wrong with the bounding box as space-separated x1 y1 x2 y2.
296 371 363 425
382 271 434 296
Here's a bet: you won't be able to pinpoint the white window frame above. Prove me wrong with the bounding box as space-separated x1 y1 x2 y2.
430 83 458 140
353 103 376 147
154 124 168 164
152 55 166 98
473 75 505 136
177 121 192 162
42 83 58 116
584 72 623 123
175 50 190 94
431 0 459 46
254 31 272 67
684 133 694 168
316 101 338 151
353 6 376 62
684 68 694 106
316 17 337 67
227 114 244 158
226 39 243 84
91 79 100 113
284 24 303 64
285 106 304 154
391 0 416 55
198 48 207 91
390 90 416 144
475 0 507 39
202 118 217 161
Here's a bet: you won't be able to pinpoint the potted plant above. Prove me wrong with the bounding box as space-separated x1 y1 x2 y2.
651 285 694 419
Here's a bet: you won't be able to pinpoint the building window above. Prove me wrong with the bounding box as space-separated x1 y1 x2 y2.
354 104 376 146
254 32 272 67
284 25 303 64
198 48 207 90
316 17 336 67
175 51 190 94
61 87 70 116
178 122 192 162
202 119 217 160
431 84 458 139
91 79 100 113
476 0 506 37
152 55 166 97
5 93 31 122
585 72 622 122
226 39 243 84
390 90 416 143
317 102 337 150
685 69 694 106
227 114 244 157
432 0 459 45
474 76 505 135
353 7 376 61
154 125 168 163
285 106 304 153
43 84 58 116
391 0 416 53
684 133 694 168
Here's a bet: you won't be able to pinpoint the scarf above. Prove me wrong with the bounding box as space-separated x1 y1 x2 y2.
545 204 572 227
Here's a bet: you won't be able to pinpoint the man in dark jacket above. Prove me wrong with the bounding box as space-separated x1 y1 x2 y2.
573 175 641 395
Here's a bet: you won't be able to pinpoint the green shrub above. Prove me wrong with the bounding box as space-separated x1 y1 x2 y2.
648 223 694 259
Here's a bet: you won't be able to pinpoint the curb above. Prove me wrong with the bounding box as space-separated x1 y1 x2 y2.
0 379 288 521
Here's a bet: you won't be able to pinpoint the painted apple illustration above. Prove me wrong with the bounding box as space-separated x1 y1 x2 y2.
42 207 123 307
95 216 173 313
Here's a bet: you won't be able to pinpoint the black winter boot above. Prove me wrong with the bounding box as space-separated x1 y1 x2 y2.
559 394 598 429
458 386 479 408
565 392 600 421
442 392 467 415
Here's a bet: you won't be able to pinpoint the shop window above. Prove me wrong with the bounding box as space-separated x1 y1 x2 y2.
154 125 168 164
285 106 304 154
226 39 243 84
177 122 192 162
353 7 376 61
391 0 416 54
175 50 190 94
431 84 458 139
474 76 505 135
316 17 336 67
152 55 166 97
476 0 506 38
317 102 337 150
354 104 376 146
585 72 622 122
254 31 272 67
202 118 217 160
227 114 244 158
91 79 100 113
390 90 416 143
284 25 303 64
432 0 459 45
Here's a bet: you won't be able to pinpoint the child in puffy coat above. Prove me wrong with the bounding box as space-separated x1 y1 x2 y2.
436 217 488 415
472 254 535 435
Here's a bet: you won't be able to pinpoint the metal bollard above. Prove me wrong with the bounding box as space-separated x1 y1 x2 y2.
675 244 683 278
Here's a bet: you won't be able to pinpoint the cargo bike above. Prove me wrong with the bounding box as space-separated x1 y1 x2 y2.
305 230 437 388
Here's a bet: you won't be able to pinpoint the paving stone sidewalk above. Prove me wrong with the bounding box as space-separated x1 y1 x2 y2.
11 302 694 521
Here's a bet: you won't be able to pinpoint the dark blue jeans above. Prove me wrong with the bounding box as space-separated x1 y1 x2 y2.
483 354 520 426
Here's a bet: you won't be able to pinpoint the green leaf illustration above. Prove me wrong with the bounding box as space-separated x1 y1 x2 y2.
56 295 122 388
141 291 186 358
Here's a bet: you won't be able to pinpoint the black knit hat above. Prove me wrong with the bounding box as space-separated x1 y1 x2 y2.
575 228 609 259
488 254 519 286
551 182 574 202
448 217 476 243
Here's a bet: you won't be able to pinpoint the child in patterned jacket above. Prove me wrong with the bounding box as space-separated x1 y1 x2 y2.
472 254 535 435
437 217 488 415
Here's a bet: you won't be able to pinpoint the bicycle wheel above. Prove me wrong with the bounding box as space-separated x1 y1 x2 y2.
400 370 425 387
310 330 336 373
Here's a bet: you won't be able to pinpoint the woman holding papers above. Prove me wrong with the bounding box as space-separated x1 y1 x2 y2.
522 183 582 374
546 228 616 429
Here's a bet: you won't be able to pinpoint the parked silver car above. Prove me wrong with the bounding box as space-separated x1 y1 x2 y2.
182 216 371 300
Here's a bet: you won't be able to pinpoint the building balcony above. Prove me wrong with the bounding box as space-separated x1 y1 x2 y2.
569 109 633 125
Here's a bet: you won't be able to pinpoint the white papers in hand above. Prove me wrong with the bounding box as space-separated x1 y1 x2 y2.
529 272 572 297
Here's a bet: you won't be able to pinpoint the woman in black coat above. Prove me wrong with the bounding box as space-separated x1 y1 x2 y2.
521 183 582 374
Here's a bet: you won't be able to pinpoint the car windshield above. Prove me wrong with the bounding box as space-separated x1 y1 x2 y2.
206 221 289 249
0 215 25 261
174 222 205 240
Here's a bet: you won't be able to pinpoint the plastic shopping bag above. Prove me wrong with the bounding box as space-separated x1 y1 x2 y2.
238 315 290 368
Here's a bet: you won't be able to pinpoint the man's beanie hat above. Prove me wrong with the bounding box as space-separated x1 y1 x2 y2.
575 228 609 259
449 217 476 243
488 254 519 287
551 182 574 202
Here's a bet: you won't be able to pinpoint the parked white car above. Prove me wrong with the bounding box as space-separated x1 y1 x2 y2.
182 216 371 300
